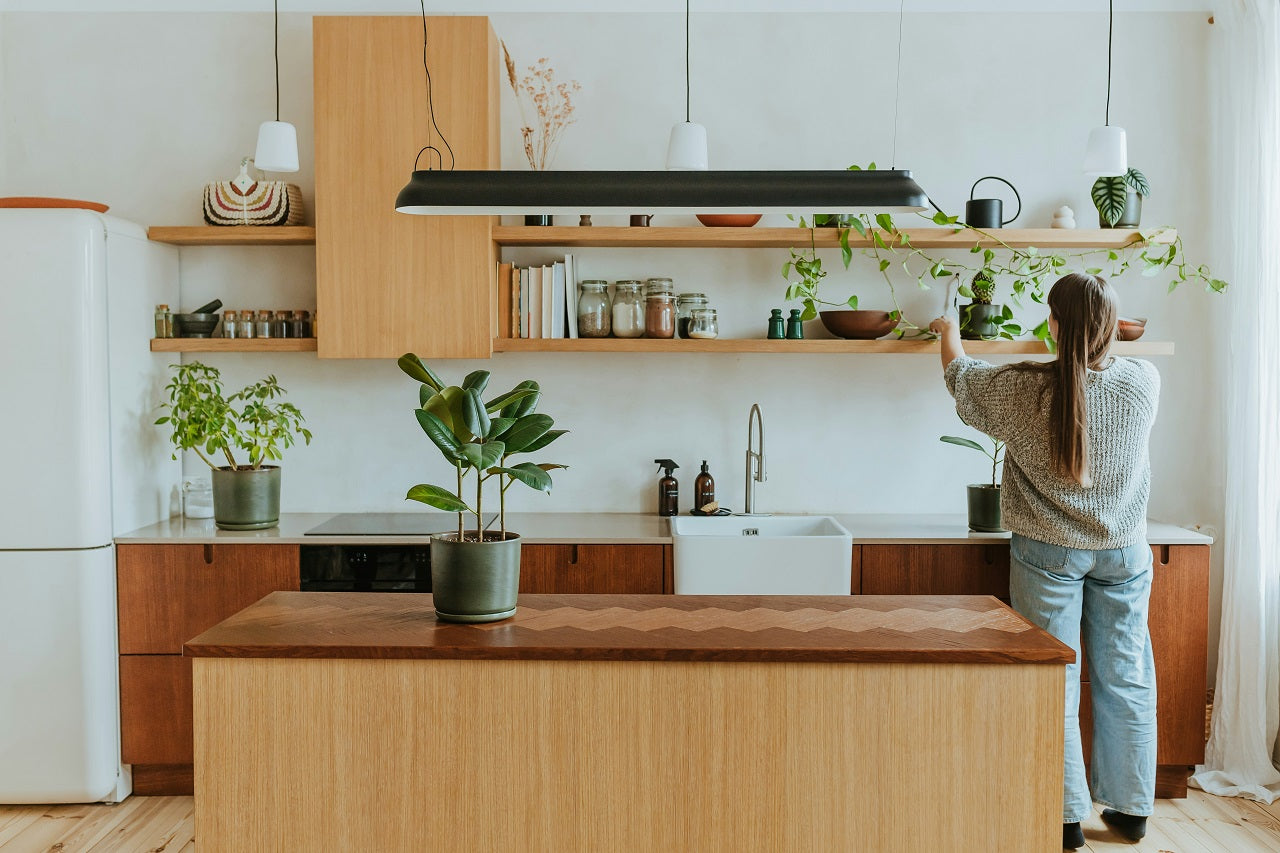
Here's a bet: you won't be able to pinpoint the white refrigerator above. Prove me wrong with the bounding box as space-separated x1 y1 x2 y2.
0 209 179 803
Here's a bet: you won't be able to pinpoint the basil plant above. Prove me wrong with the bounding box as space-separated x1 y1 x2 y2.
398 354 567 542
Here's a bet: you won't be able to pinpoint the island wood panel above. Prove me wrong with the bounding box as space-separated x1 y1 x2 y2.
119 655 192 767
860 543 1011 597
314 16 498 359
194 657 1063 852
519 544 665 594
117 544 299 654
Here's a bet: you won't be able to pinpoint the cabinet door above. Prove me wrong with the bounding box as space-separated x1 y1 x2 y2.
314 16 499 359
119 655 192 766
117 544 299 654
1148 545 1210 765
860 544 1010 597
520 544 665 594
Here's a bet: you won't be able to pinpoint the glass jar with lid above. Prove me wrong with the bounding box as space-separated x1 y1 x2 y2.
611 281 645 338
237 311 256 339
645 277 674 297
577 281 611 338
254 310 273 338
645 293 677 339
676 293 709 339
222 310 238 339
687 307 719 340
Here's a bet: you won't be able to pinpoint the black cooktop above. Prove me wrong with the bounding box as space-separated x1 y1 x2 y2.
303 512 497 536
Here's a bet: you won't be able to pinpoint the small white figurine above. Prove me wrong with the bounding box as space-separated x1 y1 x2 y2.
1051 205 1076 229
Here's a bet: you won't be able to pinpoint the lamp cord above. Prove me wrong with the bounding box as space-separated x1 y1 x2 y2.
1105 0 1113 125
273 0 280 121
685 0 691 123
418 0 455 171
890 0 904 168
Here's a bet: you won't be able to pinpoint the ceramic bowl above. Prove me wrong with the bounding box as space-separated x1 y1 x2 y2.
1117 316 1147 341
819 310 897 340
695 214 762 228
173 312 221 338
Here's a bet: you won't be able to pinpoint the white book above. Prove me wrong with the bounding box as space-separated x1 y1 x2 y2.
541 263 554 339
529 266 542 339
565 253 578 339
551 261 566 339
519 267 531 339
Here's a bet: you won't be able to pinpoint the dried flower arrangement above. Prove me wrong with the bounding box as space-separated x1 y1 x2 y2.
502 41 583 171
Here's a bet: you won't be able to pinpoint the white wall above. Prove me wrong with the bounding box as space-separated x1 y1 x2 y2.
0 9 1227 664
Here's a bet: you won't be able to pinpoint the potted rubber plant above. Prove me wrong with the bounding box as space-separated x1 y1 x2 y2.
1092 166 1149 228
940 433 1005 533
398 354 567 623
157 362 311 530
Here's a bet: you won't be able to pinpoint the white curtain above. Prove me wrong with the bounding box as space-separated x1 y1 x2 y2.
1190 0 1280 803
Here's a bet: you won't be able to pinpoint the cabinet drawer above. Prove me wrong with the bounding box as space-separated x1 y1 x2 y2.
1149 545 1209 765
120 655 191 766
519 544 665 594
117 544 299 654
860 544 1010 597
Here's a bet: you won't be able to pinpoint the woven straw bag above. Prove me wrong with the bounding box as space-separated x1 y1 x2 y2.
203 157 304 226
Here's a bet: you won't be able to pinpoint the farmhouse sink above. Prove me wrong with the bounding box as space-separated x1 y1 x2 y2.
670 515 853 594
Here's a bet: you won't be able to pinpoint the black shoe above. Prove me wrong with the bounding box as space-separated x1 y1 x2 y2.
1063 821 1085 849
1100 808 1148 841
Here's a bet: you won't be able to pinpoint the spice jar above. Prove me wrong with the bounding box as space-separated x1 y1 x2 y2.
273 310 292 338
611 281 645 338
237 311 256 339
645 293 676 339
676 293 709 339
577 281 611 338
254 310 273 338
223 310 239 339
153 304 172 339
291 309 312 338
645 277 674 297
688 308 719 339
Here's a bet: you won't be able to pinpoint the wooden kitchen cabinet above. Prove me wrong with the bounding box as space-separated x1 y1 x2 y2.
520 544 665 595
116 543 299 794
313 16 499 359
860 543 1011 597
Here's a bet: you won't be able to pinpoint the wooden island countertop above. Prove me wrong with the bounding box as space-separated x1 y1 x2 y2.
183 591 1073 665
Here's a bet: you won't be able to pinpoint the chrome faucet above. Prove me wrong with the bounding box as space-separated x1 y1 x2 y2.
744 403 767 515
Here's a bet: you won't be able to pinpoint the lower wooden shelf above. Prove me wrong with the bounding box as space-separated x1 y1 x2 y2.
150 338 317 353
492 338 1174 355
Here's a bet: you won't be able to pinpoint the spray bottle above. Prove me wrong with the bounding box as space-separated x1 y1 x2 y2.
654 459 680 517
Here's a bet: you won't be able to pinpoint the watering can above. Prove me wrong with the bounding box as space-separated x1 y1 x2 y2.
964 176 1021 229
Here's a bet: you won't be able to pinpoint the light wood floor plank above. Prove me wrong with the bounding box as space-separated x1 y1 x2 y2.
0 808 44 847
48 798 148 852
1170 789 1242 823
1193 816 1280 853
86 797 193 853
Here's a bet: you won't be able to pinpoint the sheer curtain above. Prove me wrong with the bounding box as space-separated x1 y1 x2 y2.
1190 0 1280 803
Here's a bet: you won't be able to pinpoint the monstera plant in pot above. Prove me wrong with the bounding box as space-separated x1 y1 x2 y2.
399 354 567 623
940 433 1006 533
157 362 311 530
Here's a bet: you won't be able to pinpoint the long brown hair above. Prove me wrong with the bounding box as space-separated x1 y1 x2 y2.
1045 273 1119 486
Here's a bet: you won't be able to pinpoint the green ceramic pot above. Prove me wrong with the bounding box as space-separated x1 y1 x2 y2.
960 303 1004 340
1099 191 1142 228
210 466 280 531
966 484 1005 533
430 531 522 623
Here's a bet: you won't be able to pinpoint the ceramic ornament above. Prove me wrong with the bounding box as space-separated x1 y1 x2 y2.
1051 205 1076 229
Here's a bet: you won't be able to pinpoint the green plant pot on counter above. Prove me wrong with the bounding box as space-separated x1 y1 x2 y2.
211 465 281 530
966 484 1005 533
430 531 522 622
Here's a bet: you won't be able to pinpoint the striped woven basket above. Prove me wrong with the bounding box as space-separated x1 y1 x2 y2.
203 180 304 226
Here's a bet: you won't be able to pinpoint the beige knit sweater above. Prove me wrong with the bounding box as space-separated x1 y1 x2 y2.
944 354 1160 549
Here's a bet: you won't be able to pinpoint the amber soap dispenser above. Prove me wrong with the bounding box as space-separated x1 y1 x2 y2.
655 459 679 517
694 460 716 513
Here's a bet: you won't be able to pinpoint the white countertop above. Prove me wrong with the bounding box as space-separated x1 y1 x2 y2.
116 512 1213 546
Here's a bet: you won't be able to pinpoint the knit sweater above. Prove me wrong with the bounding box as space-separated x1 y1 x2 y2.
944 354 1160 549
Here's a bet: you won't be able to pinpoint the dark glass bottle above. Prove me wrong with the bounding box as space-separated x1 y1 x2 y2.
786 308 805 340
694 460 716 512
767 309 785 339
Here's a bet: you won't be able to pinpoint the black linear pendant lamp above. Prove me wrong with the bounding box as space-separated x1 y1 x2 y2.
396 9 927 215
1083 0 1127 177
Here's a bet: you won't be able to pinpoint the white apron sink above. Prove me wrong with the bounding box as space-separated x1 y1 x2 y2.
670 515 853 595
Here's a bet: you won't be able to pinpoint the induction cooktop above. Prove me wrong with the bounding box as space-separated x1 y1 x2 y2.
303 512 497 536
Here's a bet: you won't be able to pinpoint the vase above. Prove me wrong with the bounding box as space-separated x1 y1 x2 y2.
429 531 522 623
960 303 1004 340
966 485 1004 533
210 465 281 530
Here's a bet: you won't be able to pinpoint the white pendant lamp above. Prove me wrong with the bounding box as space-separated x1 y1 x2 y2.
666 0 708 171
1083 0 1127 178
254 0 299 173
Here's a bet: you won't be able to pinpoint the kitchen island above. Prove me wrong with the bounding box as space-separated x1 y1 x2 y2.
186 592 1073 852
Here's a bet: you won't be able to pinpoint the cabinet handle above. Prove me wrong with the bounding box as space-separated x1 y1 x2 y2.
203 544 214 565
1158 545 1171 566
570 545 579 565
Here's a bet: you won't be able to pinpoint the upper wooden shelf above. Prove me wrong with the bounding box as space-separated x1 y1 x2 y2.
492 338 1174 355
147 226 316 246
491 226 1169 250
150 338 317 352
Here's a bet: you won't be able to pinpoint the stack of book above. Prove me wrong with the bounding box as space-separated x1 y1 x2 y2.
495 254 580 339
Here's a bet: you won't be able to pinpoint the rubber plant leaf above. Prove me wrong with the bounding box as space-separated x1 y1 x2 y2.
501 414 553 454
500 381 541 418
939 435 987 453
439 386 474 444
414 408 463 462
461 388 491 439
406 484 471 513
486 386 538 414
459 441 505 470
491 463 553 493
1091 177 1129 226
518 428 566 455
487 417 516 439
462 370 491 395
397 354 444 392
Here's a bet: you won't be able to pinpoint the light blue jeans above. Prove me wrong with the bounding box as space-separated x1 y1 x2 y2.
1009 533 1157 824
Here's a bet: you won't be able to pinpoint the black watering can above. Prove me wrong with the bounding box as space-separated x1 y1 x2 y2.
964 176 1021 229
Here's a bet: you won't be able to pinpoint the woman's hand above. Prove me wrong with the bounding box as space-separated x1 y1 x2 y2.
930 314 965 371
929 315 957 336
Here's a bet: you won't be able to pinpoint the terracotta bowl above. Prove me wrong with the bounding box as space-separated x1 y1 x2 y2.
1117 317 1147 341
819 310 897 340
695 214 763 228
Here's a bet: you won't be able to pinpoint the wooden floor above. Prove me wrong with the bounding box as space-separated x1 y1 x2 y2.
0 789 1276 851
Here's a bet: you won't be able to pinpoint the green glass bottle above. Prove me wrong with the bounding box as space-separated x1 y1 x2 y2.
786 309 804 340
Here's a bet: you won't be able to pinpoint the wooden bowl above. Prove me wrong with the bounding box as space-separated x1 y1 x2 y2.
1117 317 1147 341
819 310 897 340
695 214 762 228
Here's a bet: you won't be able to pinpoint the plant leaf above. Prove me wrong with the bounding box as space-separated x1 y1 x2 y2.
1125 167 1150 197
499 381 541 418
486 386 538 414
414 408 463 461
487 416 516 438
462 388 491 438
459 441 505 470
940 435 987 453
397 354 443 392
406 484 470 513
520 428 566 454
1091 176 1128 226
501 414 553 454
462 370 491 395
492 462 552 493
439 386 474 442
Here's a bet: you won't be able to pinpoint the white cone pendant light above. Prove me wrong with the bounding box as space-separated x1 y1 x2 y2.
1083 0 1126 178
255 0 298 173
666 0 708 171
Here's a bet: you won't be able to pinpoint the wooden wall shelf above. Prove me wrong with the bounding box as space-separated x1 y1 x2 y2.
147 226 316 246
492 339 1174 355
491 226 1170 251
150 339 317 353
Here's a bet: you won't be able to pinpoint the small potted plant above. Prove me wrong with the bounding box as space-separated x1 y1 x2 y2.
157 362 311 530
399 354 567 623
940 433 1005 533
1092 166 1149 228
958 270 1022 340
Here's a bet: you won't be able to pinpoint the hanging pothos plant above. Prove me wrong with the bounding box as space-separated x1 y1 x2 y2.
781 164 1228 345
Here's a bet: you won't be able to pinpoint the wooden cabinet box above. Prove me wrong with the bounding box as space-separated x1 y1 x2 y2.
520 544 666 595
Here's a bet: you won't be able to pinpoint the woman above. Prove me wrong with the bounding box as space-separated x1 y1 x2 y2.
930 273 1159 850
